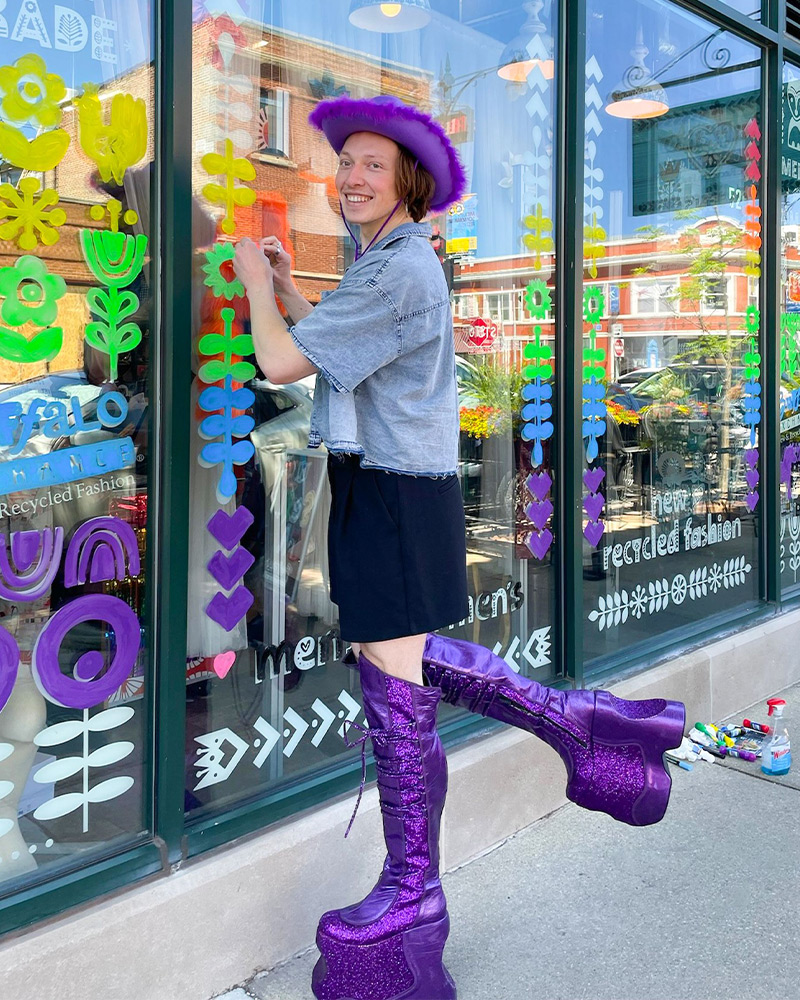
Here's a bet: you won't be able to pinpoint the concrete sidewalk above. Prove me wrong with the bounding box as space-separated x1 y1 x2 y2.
213 687 800 1000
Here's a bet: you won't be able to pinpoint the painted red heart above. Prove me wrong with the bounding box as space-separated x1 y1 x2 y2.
213 650 236 678
583 520 604 547
744 118 761 140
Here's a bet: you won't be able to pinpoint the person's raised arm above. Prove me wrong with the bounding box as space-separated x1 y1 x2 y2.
232 238 318 384
258 236 314 324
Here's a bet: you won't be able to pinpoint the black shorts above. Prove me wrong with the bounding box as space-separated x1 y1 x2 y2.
327 454 469 643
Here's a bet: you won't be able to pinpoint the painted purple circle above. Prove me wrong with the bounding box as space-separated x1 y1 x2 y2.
74 650 105 682
32 595 140 709
0 626 20 715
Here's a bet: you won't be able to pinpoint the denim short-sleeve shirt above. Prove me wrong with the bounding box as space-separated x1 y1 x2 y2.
289 222 459 476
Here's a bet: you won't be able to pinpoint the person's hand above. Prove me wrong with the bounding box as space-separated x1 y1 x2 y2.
259 236 294 295
232 238 274 296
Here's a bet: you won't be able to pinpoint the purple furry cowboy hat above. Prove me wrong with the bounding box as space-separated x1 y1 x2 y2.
308 94 467 214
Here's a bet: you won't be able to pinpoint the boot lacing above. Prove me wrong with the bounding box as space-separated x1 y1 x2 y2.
428 663 498 716
343 720 421 838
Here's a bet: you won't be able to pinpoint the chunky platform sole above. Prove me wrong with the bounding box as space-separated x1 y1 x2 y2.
567 694 686 826
312 914 456 1000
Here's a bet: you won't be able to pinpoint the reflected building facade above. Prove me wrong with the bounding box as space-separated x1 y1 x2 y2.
2 0 800 988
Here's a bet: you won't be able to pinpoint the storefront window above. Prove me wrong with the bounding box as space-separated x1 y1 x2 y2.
0 2 153 891
186 1 559 819
780 62 800 595
582 0 762 665
723 1 761 19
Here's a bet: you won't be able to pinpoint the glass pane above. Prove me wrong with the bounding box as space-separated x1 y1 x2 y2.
583 0 761 666
0 3 153 891
723 1 761 19
186 0 559 819
780 63 800 594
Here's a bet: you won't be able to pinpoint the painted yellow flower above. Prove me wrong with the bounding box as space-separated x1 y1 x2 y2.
0 53 66 128
76 90 148 185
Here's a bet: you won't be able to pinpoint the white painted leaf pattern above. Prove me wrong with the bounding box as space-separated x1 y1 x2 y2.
589 561 753 631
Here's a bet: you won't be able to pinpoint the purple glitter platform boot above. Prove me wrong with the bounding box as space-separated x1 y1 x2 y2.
422 634 685 827
311 653 456 1000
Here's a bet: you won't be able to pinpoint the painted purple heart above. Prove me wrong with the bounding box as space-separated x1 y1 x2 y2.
583 493 605 522
525 528 553 560
526 471 552 501
583 467 605 493
745 491 759 512
745 449 759 469
583 519 604 547
207 506 254 550
208 547 255 591
525 499 553 530
745 469 760 491
206 586 254 631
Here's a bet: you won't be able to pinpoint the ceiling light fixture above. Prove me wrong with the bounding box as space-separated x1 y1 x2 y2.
605 29 669 120
497 0 555 83
348 0 431 33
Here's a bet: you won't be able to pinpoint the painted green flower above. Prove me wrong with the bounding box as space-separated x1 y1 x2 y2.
524 279 552 320
202 242 244 300
80 229 148 289
0 53 66 128
583 285 605 324
744 304 760 334
0 255 67 328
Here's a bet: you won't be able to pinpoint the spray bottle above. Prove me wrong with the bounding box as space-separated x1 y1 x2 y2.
760 698 791 776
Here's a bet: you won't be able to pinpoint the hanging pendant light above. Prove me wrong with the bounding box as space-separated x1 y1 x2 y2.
605 30 669 120
348 0 431 33
497 0 555 83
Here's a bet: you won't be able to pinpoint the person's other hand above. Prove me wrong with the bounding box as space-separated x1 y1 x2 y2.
259 236 293 295
233 238 274 295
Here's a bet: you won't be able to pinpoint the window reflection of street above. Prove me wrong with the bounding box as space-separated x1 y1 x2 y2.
582 0 761 660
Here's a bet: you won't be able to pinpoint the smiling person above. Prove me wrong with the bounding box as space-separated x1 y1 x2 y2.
233 95 685 1000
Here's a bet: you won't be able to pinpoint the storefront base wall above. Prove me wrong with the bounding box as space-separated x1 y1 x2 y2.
3 608 800 1000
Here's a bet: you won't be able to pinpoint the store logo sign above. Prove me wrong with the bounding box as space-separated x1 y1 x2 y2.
783 82 800 185
0 1 117 64
0 436 135 493
0 391 128 456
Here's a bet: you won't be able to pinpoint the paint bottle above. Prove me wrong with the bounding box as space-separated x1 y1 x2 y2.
760 698 791 776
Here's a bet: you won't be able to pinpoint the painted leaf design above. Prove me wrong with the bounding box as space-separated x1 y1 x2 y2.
0 325 62 363
88 706 134 731
230 334 253 354
198 359 227 381
229 360 256 380
34 720 85 746
87 741 134 767
87 776 134 802
33 792 84 821
199 333 228 355
33 756 84 784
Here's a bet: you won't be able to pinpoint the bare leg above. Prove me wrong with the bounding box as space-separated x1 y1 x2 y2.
353 634 427 686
